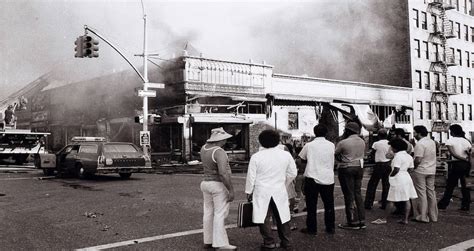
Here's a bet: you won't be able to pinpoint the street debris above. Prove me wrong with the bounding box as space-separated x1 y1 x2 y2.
101 225 111 231
84 211 103 218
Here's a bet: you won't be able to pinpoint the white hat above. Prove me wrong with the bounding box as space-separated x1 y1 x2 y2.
206 127 233 142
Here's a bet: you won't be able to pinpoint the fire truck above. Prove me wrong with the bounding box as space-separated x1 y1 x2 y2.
0 96 50 166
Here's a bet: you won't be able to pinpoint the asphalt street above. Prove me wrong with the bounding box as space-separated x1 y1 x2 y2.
0 167 472 250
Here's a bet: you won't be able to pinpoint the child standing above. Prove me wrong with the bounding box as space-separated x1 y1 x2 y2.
371 138 418 225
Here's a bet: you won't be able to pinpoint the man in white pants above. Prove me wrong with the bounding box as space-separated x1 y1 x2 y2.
411 125 438 223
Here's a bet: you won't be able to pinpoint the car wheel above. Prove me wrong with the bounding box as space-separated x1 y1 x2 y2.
119 173 132 179
43 169 55 176
76 164 88 179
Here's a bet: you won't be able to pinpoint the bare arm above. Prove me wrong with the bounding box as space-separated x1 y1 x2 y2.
414 156 422 168
390 167 400 177
447 145 469 162
215 149 234 202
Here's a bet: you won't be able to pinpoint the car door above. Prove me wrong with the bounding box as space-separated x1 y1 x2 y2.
62 145 80 171
77 144 99 172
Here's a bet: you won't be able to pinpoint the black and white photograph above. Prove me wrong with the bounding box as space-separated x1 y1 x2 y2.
0 0 473 250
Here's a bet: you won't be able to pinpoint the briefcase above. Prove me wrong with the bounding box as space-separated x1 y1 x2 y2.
237 202 257 228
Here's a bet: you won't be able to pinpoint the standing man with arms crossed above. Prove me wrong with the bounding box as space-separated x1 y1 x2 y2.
298 124 336 235
411 125 438 223
335 122 367 230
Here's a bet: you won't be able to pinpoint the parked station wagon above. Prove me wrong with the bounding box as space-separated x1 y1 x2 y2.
38 137 151 179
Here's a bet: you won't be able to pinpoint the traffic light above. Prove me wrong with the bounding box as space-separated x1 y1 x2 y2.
148 114 161 125
134 115 144 124
82 35 99 58
74 36 84 58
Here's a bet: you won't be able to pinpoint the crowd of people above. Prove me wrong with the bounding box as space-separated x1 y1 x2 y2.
198 123 472 250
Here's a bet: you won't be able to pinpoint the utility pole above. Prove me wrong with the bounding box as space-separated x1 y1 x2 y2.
141 0 150 158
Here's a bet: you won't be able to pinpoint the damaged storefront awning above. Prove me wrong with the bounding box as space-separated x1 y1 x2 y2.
190 114 253 124
266 93 333 106
329 103 381 132
186 91 267 102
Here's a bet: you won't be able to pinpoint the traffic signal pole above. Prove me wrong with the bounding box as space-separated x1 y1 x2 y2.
83 26 146 83
80 0 154 158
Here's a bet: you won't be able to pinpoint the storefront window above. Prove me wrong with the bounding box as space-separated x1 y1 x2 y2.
192 123 247 153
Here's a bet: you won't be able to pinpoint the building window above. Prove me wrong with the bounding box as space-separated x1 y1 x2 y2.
445 103 449 120
426 101 432 120
423 41 429 59
415 70 422 89
434 73 440 90
457 49 462 65
456 22 461 39
450 47 455 63
467 51 471 67
421 11 428 30
459 77 464 93
424 71 431 89
417 101 423 120
413 9 419 28
471 27 474 42
465 25 469 41
414 39 420 58
452 75 457 92
288 112 299 130
468 78 472 94
465 0 469 14
436 102 442 120
456 0 460 11
468 104 473 120
472 52 474 68
431 14 438 31
461 104 465 120
454 103 458 120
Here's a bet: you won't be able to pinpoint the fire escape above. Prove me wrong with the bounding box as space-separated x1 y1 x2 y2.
428 0 457 132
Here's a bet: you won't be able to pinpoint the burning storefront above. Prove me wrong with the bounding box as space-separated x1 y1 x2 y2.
9 52 413 165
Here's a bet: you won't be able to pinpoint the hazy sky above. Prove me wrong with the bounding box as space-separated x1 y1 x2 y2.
0 0 410 100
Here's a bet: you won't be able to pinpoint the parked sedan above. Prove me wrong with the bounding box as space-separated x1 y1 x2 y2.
38 137 151 179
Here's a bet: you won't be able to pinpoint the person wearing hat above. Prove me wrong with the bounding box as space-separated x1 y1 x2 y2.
200 127 236 250
335 121 367 230
365 128 391 210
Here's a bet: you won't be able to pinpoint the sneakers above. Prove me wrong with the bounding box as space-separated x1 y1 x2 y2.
338 223 362 230
261 243 280 249
216 245 237 250
371 219 387 225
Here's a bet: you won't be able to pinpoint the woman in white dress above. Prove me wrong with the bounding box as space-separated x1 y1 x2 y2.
372 138 418 225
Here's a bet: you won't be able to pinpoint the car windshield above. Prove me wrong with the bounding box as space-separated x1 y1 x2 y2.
103 144 138 153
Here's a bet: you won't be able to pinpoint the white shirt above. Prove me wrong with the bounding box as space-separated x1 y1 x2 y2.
245 147 297 224
413 137 437 175
445 137 472 160
372 139 391 163
392 151 414 172
298 137 335 185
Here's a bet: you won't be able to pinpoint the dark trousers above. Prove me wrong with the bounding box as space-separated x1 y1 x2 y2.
259 198 291 247
438 161 471 210
365 162 391 209
304 178 335 232
338 166 365 225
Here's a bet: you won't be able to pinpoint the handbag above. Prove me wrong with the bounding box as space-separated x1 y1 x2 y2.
237 201 257 228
